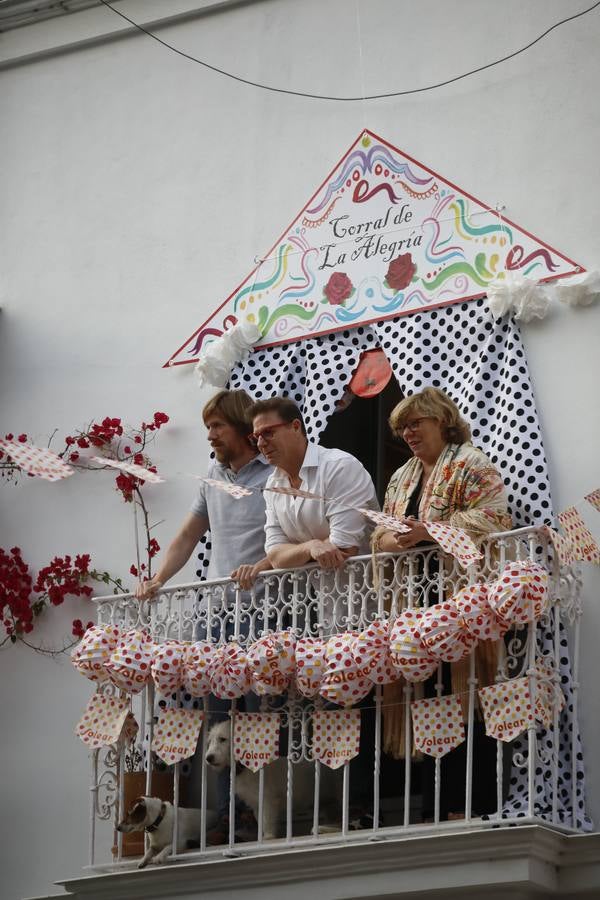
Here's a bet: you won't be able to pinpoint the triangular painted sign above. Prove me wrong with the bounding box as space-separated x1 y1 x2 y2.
165 129 583 367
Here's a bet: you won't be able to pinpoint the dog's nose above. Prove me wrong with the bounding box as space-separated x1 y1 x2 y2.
206 753 215 765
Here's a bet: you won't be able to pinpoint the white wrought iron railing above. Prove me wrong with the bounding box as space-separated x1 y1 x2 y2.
85 525 584 871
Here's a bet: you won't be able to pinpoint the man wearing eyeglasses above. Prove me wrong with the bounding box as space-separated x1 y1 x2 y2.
249 396 379 571
249 395 380 830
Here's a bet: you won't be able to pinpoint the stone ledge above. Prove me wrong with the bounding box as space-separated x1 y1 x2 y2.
52 825 600 900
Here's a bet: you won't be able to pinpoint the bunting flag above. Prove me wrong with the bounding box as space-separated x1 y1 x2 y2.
557 507 600 564
423 521 483 567
543 526 577 566
411 694 465 758
478 677 533 742
201 477 253 499
534 661 565 728
233 713 280 772
75 692 131 749
90 456 165 483
359 508 411 533
152 708 204 764
584 489 600 513
312 709 361 769
0 438 74 482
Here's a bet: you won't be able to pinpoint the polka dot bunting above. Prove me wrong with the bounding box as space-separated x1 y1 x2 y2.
411 694 465 758
319 632 372 707
71 624 121 683
233 713 280 772
543 525 577 566
0 438 74 482
478 676 532 742
389 608 439 682
453 582 508 642
358 509 410 533
151 640 186 698
207 642 252 699
90 456 165 484
182 641 214 698
423 521 483 568
420 600 478 663
557 506 600 564
74 691 130 748
487 558 549 625
295 636 328 698
152 708 204 764
584 489 600 513
313 709 361 770
106 629 154 694
246 631 296 696
351 618 397 684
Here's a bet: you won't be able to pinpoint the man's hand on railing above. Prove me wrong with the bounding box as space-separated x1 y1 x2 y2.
134 576 164 601
308 540 357 570
231 557 273 591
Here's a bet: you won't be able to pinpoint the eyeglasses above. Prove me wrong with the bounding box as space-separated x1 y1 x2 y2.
250 421 292 445
401 417 431 434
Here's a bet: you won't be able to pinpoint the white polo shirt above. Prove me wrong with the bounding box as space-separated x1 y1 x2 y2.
264 443 379 555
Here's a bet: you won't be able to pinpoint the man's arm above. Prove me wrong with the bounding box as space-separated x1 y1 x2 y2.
267 540 357 570
135 512 209 600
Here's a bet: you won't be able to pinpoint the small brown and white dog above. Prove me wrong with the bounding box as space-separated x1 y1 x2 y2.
205 720 341 840
117 796 217 868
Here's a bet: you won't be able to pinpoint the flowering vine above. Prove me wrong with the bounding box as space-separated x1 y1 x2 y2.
0 411 169 653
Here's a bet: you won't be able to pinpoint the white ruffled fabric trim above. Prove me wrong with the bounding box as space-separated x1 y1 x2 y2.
194 320 262 388
554 269 600 307
487 269 599 321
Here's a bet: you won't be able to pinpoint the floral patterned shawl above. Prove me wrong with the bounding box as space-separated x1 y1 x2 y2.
375 443 512 759
377 442 512 545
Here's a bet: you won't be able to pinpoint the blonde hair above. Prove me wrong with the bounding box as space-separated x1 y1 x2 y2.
202 389 254 437
389 387 471 444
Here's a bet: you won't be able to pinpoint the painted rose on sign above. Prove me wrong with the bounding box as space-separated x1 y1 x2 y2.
323 271 354 306
385 253 416 292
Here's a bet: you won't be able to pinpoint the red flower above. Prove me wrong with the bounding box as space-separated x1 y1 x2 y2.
65 436 75 446
130 564 138 577
5 433 14 441
123 446 132 455
153 412 169 427
70 452 80 462
133 453 144 466
323 272 354 306
385 253 416 292
77 437 89 449
18 434 27 443
134 436 142 445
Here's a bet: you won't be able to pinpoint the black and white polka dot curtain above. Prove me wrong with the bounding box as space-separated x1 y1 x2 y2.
229 297 553 529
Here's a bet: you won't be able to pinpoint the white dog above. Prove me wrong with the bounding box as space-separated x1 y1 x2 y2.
117 796 217 868
205 720 341 840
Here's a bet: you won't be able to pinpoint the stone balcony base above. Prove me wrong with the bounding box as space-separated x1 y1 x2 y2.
29 824 600 900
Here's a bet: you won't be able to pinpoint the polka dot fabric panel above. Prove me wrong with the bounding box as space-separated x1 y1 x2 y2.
229 327 378 442
370 298 554 527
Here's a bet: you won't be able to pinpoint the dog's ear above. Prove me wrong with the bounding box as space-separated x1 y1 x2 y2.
128 797 147 824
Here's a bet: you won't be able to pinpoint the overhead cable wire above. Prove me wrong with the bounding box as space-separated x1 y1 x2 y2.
97 0 600 102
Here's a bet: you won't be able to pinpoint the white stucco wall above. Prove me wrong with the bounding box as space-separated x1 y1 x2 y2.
1 2 599 897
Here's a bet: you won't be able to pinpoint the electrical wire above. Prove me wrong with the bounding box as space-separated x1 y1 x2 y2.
97 0 600 102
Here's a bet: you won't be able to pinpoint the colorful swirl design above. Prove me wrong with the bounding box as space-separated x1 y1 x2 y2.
233 243 292 313
450 198 513 243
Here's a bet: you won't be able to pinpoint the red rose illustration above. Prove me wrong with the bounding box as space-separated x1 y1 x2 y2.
324 271 354 306
385 253 416 291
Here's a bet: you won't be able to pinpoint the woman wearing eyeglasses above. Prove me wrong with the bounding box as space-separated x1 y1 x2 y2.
371 386 512 822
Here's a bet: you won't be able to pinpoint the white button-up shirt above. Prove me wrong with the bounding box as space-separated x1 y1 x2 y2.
264 443 379 555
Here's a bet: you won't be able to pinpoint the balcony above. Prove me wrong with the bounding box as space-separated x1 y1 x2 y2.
55 526 600 900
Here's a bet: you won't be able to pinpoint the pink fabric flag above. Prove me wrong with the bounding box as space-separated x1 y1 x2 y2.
201 477 253 499
233 713 280 772
152 708 204 764
0 438 74 482
313 710 361 770
584 489 600 513
478 677 533 741
543 526 577 566
411 694 465 758
75 692 131 749
557 506 600 564
90 456 165 483
358 508 411 533
423 521 483 567
265 485 325 500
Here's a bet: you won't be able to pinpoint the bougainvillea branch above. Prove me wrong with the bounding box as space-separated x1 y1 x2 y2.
0 411 169 652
